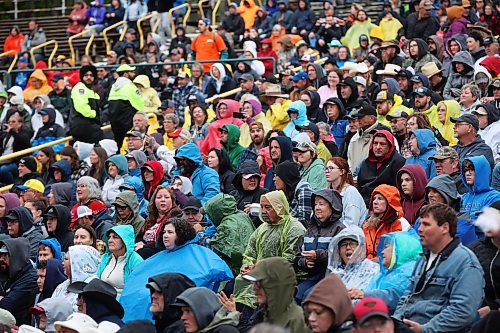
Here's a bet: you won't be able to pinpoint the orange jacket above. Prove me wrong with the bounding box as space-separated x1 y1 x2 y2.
238 0 259 29
363 184 405 260
3 34 24 53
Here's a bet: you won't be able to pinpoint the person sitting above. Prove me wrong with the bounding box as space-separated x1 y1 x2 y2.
396 164 428 226
293 141 327 191
443 51 474 101
30 296 73 332
207 147 236 195
96 225 142 298
264 136 293 191
112 191 145 239
405 129 437 179
295 189 345 303
73 224 97 247
363 184 410 260
4 206 44 261
102 154 129 208
75 205 114 243
32 108 65 151
37 238 62 262
44 205 74 252
146 273 195 333
328 225 380 291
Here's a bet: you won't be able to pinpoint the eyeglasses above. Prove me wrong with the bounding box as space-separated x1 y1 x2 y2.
406 122 417 127
340 241 358 249
324 166 340 172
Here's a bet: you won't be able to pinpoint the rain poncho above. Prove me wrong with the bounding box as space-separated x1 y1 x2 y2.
23 69 53 104
222 124 245 171
121 177 148 219
133 75 161 114
341 18 374 52
234 190 306 308
239 99 272 147
435 100 460 146
119 238 233 322
328 225 379 290
365 231 422 312
113 191 145 238
283 100 308 139
34 297 73 333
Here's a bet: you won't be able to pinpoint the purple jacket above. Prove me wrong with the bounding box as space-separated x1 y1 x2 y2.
444 17 469 43
86 0 106 25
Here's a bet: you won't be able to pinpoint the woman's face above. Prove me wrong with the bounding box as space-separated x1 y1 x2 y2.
207 151 219 169
460 87 475 106
47 190 56 205
339 238 359 264
163 223 177 250
155 188 173 215
372 193 388 215
326 104 340 121
37 151 49 165
89 150 99 165
307 66 317 80
244 51 254 59
437 104 447 123
324 161 342 184
217 103 228 118
357 10 367 21
163 118 176 133
299 0 306 9
0 198 6 218
107 232 125 254
192 107 206 123
212 66 220 78
300 94 312 107
63 253 71 277
455 63 465 73
242 102 253 118
485 5 493 15
314 196 333 223
76 183 90 201
449 41 460 54
112 0 119 6
406 116 419 131
327 71 339 87
305 302 335 333
297 150 313 166
74 228 93 246
381 243 394 269
107 162 118 178
338 47 348 60
10 28 17 36
143 169 154 182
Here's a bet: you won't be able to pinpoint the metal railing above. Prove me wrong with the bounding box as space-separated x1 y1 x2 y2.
212 0 231 28
137 12 161 50
0 51 18 73
198 0 209 19
169 3 191 35
30 39 58 68
103 21 127 55
68 29 95 64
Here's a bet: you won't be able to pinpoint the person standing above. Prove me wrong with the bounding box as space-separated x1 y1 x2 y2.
191 19 228 73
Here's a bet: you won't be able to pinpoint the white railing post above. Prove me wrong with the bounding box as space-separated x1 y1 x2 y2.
14 0 18 19
62 0 66 15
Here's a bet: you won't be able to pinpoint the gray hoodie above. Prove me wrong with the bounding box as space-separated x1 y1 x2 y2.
443 51 475 100
34 297 73 333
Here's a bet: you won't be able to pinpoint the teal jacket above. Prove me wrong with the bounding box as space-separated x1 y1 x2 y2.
97 225 143 283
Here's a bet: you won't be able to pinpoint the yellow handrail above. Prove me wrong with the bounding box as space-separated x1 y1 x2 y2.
0 51 18 73
198 0 208 19
30 40 58 68
168 3 192 35
212 0 231 29
68 29 95 64
103 21 127 54
0 185 12 192
137 12 161 50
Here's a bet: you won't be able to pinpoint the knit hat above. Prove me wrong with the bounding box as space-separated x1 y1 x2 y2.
19 156 38 172
274 161 301 190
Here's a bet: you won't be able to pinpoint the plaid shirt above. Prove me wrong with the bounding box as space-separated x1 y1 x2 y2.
71 161 91 182
290 180 313 227
172 83 200 124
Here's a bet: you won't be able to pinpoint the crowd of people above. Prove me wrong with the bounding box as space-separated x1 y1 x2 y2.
0 0 499 332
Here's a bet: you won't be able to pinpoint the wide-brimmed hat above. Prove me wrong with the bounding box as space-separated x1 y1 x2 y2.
54 313 98 333
264 83 289 98
375 64 401 76
421 62 442 78
378 40 401 54
79 279 124 318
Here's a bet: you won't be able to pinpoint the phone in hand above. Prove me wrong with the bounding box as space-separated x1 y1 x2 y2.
233 112 246 119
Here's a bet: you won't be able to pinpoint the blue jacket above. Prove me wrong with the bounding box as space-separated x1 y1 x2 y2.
322 97 348 148
97 225 143 284
119 238 232 322
289 0 316 31
394 238 484 333
365 231 422 312
283 100 308 139
86 0 106 25
121 177 148 219
461 155 500 219
406 129 437 179
175 143 220 204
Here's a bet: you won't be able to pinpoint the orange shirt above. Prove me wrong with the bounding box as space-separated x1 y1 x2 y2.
191 32 226 73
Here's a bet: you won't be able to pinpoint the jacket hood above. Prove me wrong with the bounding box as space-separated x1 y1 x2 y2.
133 75 151 89
46 205 72 237
337 77 359 105
105 154 129 177
149 273 195 326
305 90 321 112
287 100 308 126
36 296 73 333
1 238 30 279
210 63 227 82
127 150 147 169
322 97 346 120
428 35 444 60
425 174 461 210
479 103 500 125
474 65 492 88
51 183 73 206
311 189 343 226
176 143 203 166
412 73 430 88
461 155 492 193
68 245 101 282
39 238 63 261
269 136 293 164
30 69 48 85
217 99 240 119
233 160 261 191
105 225 136 258
40 107 57 127
436 100 461 125
175 287 222 329
382 78 401 95
0 193 20 215
368 130 396 166
410 38 429 60
111 76 132 90
309 64 326 86
42 259 67 300
122 177 145 202
328 225 368 270
376 231 422 273
452 51 474 73
114 191 140 217
50 159 72 182
141 160 164 188
396 164 428 200
247 99 262 117
222 124 241 150
445 34 467 56
369 185 404 221
409 129 436 155
303 273 352 327
204 193 239 226
8 206 34 236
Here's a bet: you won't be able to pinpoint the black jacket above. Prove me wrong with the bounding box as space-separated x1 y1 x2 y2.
92 209 115 241
405 13 439 40
221 13 245 37
469 238 500 310
205 77 238 99
0 238 38 325
0 126 32 160
48 88 71 122
34 108 65 140
85 297 124 326
45 205 74 252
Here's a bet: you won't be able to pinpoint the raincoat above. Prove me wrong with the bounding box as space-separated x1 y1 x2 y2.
239 99 272 147
23 70 53 104
222 124 245 171
133 75 161 114
113 191 145 238
97 225 144 297
405 129 437 179
34 297 73 333
45 204 74 252
102 154 130 207
204 193 255 272
234 190 306 308
299 158 327 192
38 239 62 262
365 231 422 312
396 164 428 226
363 184 410 260
461 156 500 219
341 19 374 52
119 238 233 322
265 98 291 131
283 100 308 139
435 100 460 146
121 177 148 219
321 98 349 148
328 225 380 290
477 103 500 163
238 0 259 29
380 16 403 41
141 160 164 202
175 143 220 204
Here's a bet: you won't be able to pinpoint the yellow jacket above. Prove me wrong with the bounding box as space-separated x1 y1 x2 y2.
182 106 216 130
435 100 460 146
265 99 291 131
317 140 332 163
239 112 272 147
379 17 403 41
134 75 161 114
377 95 414 127
23 69 53 104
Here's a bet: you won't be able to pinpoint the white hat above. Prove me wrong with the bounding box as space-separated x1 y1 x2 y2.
83 321 121 333
77 205 93 218
17 325 44 333
0 309 16 326
54 313 98 333
376 64 401 76
351 62 369 74
339 62 357 72
9 95 24 106
353 76 367 87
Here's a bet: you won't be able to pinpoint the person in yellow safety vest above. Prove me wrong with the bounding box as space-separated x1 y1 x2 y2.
69 65 104 144
374 89 413 128
108 64 144 148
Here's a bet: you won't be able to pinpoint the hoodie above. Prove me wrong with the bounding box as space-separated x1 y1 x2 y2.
40 259 67 301
126 150 147 177
406 129 437 179
50 183 73 206
455 134 495 169
23 69 53 104
320 97 348 148
7 207 43 261
283 100 308 139
264 136 293 190
97 225 144 297
45 205 74 252
175 143 220 204
461 156 500 219
478 103 500 163
443 50 475 100
239 99 272 148
238 0 259 29
445 7 469 42
428 35 445 61
304 90 322 123
221 124 244 171
396 164 428 226
121 177 148 219
405 38 442 72
0 238 37 325
34 297 73 333
336 77 359 110
141 160 164 202
113 191 145 238
102 154 130 207
33 108 65 146
435 100 460 146
49 159 73 184
148 273 196 333
38 238 62 262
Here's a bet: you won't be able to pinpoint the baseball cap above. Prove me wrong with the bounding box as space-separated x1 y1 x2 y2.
450 114 479 131
177 71 190 79
300 54 314 63
353 76 367 87
52 74 64 82
238 73 254 82
125 131 144 139
472 105 488 116
116 64 136 73
125 42 135 49
295 122 320 140
492 78 500 88
429 146 459 161
410 75 423 83
0 245 8 254
292 71 309 82
77 205 93 219
3 209 19 221
483 36 497 45
38 109 49 116
167 128 191 141
18 57 28 63
353 297 390 326
375 90 393 102
352 103 377 118
412 87 431 97
292 141 318 154
17 179 45 193
386 110 410 121
44 206 58 219
183 196 202 211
